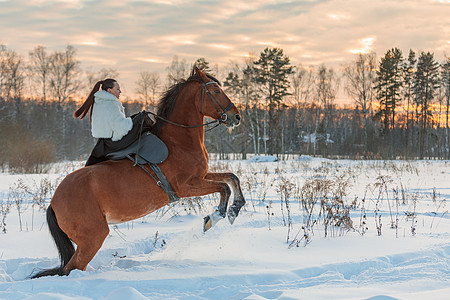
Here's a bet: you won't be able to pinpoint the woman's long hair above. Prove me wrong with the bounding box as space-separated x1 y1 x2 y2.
73 79 117 120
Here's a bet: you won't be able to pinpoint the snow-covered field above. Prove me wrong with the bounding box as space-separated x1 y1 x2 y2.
0 157 449 300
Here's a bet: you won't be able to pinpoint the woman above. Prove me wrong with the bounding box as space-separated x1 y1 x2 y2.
74 79 147 166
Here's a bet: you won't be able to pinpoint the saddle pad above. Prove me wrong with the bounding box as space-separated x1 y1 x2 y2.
107 132 168 164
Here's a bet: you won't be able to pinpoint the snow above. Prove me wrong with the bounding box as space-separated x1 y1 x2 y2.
0 158 449 299
248 155 278 162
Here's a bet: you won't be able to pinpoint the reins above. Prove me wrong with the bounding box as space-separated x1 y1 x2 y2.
148 80 235 132
147 111 220 129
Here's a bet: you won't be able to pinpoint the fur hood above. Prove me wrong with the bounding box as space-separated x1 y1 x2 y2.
91 90 132 141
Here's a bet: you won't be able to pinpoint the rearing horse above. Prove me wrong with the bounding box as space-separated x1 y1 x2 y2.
32 67 245 278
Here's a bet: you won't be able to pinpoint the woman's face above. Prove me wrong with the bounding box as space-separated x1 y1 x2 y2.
107 82 121 99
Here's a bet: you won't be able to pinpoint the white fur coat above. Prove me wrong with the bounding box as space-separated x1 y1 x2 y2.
91 90 133 141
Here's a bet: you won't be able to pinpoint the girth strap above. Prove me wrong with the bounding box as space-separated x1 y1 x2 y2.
127 155 179 203
148 163 179 203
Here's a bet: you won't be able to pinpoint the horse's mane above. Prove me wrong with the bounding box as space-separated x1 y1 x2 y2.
152 67 221 135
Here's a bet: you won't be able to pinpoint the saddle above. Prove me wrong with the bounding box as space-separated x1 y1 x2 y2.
107 132 179 203
107 131 168 164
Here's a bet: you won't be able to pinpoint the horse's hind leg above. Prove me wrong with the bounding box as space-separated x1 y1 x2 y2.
61 218 109 274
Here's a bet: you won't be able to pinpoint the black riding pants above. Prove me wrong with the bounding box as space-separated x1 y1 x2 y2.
85 112 145 166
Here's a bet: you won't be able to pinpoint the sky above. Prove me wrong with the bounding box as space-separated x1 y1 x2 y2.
0 0 449 101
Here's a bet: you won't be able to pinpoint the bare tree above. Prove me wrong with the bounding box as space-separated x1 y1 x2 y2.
343 53 376 154
224 59 259 156
292 64 315 105
48 45 82 103
246 53 262 154
291 64 315 152
29 45 51 102
0 47 24 100
0 44 8 98
148 72 161 111
85 67 119 89
314 64 339 156
47 45 82 159
166 55 189 87
135 71 161 110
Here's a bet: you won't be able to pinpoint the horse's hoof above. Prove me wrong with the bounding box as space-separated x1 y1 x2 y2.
227 209 237 225
203 216 212 232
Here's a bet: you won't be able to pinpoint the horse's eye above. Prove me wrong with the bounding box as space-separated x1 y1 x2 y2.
214 90 221 94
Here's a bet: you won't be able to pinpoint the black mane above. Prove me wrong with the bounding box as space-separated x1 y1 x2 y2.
152 67 221 135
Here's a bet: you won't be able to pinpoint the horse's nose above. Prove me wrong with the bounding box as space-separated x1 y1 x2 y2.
235 114 241 125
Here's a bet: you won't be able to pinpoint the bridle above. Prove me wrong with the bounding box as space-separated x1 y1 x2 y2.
200 81 235 124
148 80 235 131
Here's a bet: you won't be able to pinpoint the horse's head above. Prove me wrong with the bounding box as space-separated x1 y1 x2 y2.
194 67 241 128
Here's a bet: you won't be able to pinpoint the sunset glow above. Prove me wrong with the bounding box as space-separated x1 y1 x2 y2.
0 0 448 99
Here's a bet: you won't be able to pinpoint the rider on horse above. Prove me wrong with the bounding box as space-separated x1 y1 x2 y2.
73 79 152 166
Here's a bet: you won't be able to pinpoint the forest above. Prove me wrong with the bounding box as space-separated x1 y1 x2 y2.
1 44 450 172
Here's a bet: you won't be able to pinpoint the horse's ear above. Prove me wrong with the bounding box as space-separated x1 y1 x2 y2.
194 66 208 81
194 66 202 75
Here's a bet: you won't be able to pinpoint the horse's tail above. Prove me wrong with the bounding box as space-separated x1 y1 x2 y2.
31 205 75 279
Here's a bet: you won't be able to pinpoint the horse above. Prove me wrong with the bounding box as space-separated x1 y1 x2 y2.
31 67 245 278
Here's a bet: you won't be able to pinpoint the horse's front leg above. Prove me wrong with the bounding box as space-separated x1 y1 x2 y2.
180 176 231 232
202 178 231 232
205 172 246 226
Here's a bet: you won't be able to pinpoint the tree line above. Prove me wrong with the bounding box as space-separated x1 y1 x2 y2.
1 43 450 171
223 47 449 160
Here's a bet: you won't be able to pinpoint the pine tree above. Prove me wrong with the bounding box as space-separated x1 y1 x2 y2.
442 56 450 158
254 48 294 154
402 49 416 154
374 48 404 134
414 51 440 158
194 58 212 74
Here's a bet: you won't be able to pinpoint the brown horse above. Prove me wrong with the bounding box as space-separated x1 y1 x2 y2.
32 67 245 278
